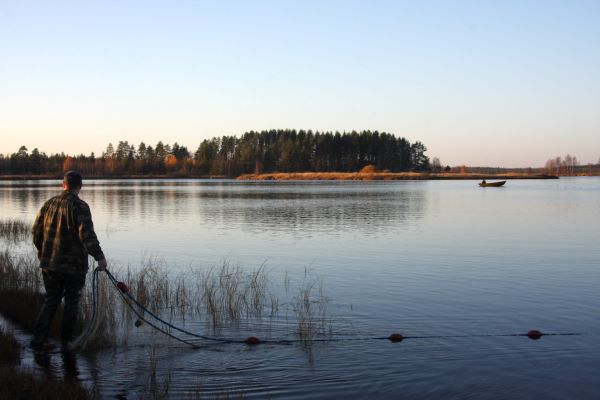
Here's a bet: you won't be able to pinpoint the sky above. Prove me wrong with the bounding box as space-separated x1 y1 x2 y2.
1 0 599 168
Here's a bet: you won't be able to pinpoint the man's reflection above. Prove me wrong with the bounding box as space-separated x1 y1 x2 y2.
32 345 82 383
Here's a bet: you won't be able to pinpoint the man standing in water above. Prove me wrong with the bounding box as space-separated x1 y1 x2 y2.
30 171 107 350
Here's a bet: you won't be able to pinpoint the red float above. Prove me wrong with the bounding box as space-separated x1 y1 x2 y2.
527 330 543 340
117 282 129 293
244 336 261 345
388 333 404 342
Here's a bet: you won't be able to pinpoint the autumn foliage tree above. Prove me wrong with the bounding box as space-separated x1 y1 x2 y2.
545 154 579 175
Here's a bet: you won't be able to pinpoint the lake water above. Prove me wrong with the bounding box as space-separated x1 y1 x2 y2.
1 178 599 399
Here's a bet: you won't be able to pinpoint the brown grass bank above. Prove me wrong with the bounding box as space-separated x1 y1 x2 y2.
237 171 559 181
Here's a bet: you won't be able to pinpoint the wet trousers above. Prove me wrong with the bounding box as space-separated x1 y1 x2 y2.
32 269 86 345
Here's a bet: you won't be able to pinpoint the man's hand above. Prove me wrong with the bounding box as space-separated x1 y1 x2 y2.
97 258 108 271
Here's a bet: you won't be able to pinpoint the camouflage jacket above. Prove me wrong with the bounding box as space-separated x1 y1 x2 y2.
32 190 105 275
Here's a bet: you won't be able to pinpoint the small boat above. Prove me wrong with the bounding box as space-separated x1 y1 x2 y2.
479 180 506 187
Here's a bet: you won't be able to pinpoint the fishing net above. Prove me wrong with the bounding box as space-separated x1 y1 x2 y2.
70 268 116 351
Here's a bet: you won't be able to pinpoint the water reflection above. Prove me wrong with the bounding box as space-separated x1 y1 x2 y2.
1 179 600 399
192 185 426 236
0 180 427 237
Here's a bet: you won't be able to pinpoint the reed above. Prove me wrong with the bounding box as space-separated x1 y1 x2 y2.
293 269 331 343
0 218 31 243
138 344 248 400
140 347 172 400
0 249 63 335
198 262 276 328
0 249 41 294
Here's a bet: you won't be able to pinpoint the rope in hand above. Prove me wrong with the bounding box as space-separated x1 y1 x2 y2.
73 268 582 349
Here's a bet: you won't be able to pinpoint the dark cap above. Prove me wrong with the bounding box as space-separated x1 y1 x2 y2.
63 170 83 188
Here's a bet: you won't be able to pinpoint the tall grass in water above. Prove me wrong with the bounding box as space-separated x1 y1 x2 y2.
0 249 40 293
139 347 172 400
198 262 278 328
0 218 31 243
139 345 247 400
0 249 57 333
123 259 192 319
1 246 332 348
119 258 278 328
293 269 331 343
98 260 331 344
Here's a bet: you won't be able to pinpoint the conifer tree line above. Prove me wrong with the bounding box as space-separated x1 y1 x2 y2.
1 129 430 176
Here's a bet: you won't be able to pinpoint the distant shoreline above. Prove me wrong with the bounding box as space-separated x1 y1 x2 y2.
5 172 600 181
0 174 230 181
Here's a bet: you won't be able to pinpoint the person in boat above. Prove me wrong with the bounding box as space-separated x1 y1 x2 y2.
481 179 486 185
30 171 108 351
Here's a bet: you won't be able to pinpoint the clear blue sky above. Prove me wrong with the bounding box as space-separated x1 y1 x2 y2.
1 0 599 167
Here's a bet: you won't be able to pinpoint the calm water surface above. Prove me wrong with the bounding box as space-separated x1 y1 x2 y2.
1 178 599 399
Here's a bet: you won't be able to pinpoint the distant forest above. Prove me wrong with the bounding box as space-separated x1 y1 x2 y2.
0 130 430 177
